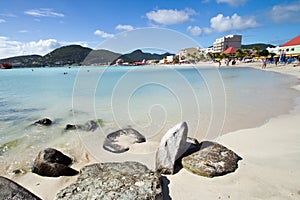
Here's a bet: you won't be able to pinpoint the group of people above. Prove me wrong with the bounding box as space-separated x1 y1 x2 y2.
217 58 236 67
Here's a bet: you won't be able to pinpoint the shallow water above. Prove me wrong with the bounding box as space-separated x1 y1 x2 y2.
0 66 299 174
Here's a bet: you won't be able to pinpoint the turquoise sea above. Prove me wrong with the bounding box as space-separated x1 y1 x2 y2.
0 66 299 174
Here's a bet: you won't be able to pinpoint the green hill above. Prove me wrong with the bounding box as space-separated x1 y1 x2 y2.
0 45 174 67
242 43 276 50
43 45 92 66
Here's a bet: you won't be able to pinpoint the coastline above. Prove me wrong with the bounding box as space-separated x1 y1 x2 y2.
168 62 300 199
3 62 300 199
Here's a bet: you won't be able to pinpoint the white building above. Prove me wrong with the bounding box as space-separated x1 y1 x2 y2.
213 35 242 53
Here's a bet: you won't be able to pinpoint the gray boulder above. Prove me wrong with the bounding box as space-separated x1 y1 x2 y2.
182 141 242 177
32 148 78 177
56 161 163 200
155 122 188 174
103 128 146 153
0 176 41 200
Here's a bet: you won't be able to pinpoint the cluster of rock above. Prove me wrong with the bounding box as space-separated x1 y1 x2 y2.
0 119 242 199
33 118 102 132
155 122 242 177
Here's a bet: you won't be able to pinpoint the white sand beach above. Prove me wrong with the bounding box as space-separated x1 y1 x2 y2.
7 63 300 200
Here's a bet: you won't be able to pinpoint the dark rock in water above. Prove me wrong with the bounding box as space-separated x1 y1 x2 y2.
64 124 77 131
84 120 98 131
34 118 52 126
103 128 146 153
64 119 103 132
181 141 242 178
32 148 78 177
55 161 163 200
0 176 41 200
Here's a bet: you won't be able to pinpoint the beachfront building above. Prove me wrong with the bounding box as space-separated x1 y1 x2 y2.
213 35 242 53
267 46 280 55
278 35 300 56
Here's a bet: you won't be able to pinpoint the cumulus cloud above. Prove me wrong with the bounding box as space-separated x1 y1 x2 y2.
0 19 5 23
0 37 61 58
24 8 64 17
216 0 248 6
115 24 134 31
270 1 300 23
146 8 196 25
210 13 258 32
187 26 202 36
94 30 114 38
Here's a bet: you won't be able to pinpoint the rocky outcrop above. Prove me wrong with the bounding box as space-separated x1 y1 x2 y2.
0 176 41 200
182 141 242 177
155 122 188 174
32 148 78 177
56 161 163 200
103 128 146 153
34 118 52 126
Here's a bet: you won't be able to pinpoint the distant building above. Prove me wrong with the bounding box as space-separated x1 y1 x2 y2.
166 55 174 63
278 35 300 56
266 46 279 55
179 47 201 62
213 35 242 53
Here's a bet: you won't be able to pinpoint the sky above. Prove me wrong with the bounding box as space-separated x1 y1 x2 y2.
0 0 299 58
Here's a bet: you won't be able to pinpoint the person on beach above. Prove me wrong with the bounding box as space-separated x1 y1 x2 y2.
262 59 267 69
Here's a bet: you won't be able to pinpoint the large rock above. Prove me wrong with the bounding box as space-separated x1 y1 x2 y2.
56 161 163 200
32 148 78 177
34 118 52 126
182 141 242 177
103 128 146 153
155 122 188 174
0 176 41 200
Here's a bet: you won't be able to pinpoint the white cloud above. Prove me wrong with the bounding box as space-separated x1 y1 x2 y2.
203 27 213 34
19 30 28 33
187 26 202 36
270 1 300 23
0 19 5 23
0 37 61 58
146 8 196 25
24 8 64 17
210 13 258 32
216 0 248 6
0 13 17 18
115 24 134 31
94 30 114 38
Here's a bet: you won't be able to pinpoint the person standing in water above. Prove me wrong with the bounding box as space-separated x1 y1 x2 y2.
262 59 267 69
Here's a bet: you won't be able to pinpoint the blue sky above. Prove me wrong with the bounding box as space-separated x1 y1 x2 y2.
0 0 299 58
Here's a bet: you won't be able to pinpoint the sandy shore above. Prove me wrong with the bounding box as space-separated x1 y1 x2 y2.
6 62 300 200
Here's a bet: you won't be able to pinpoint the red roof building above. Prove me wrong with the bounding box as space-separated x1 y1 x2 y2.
279 35 300 55
222 46 237 54
280 35 300 47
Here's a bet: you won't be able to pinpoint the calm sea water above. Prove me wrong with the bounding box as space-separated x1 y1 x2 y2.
0 66 299 174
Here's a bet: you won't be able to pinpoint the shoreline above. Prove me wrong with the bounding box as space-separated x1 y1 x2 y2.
2 62 300 199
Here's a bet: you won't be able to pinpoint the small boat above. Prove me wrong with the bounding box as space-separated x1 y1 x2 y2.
0 63 12 69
